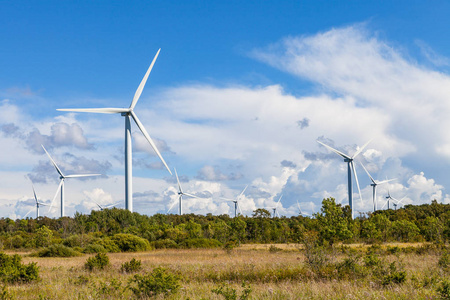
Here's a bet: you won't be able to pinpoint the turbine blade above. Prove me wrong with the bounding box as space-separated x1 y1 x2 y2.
377 178 396 185
23 208 34 219
237 201 243 215
48 180 63 213
31 184 38 204
219 197 235 202
183 192 200 199
167 199 177 214
381 200 388 209
41 145 64 177
174 168 183 193
351 161 363 205
275 195 282 209
130 111 172 175
65 174 101 178
130 49 161 110
316 140 351 159
360 162 376 184
352 139 372 159
238 185 248 199
57 108 129 114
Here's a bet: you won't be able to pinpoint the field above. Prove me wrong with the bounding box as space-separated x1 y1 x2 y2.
2 243 448 299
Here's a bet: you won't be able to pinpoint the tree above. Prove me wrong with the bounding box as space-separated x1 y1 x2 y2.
316 198 353 245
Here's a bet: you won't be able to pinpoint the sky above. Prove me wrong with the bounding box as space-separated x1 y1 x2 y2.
2 0 450 219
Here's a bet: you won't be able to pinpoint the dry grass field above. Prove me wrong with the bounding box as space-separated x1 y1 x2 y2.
2 244 448 299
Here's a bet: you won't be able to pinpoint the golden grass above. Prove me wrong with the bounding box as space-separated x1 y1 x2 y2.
1 245 447 299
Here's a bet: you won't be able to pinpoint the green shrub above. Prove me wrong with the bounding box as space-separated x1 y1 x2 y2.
211 282 252 300
94 237 120 253
120 258 142 273
381 262 407 286
0 252 39 283
112 234 151 252
269 245 282 253
151 238 178 249
84 253 110 271
439 252 450 271
83 244 106 254
34 244 82 257
128 267 180 298
180 238 222 249
438 279 450 299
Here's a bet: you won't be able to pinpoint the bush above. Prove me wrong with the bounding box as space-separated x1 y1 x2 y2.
269 245 282 253
439 252 450 271
128 267 180 298
95 237 120 253
211 282 252 300
438 279 450 299
34 244 82 257
112 234 151 252
84 253 110 271
83 244 106 254
0 252 39 283
120 258 142 273
180 238 222 249
151 238 178 249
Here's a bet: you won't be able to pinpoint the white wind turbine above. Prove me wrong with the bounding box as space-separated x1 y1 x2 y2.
167 168 201 215
270 195 283 218
221 185 248 218
24 184 49 219
57 49 172 213
42 145 100 218
296 199 311 217
360 162 396 212
317 139 371 219
382 189 405 210
94 201 119 211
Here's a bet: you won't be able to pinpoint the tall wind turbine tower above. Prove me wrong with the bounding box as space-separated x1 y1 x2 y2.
221 185 248 217
317 139 371 219
57 49 172 212
360 162 395 212
42 145 100 217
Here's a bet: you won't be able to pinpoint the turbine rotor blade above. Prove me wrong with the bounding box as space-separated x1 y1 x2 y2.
57 108 129 114
130 111 172 175
65 174 101 178
31 184 38 204
23 208 34 219
174 168 183 193
317 140 351 159
360 162 376 184
41 145 64 177
183 192 200 199
49 180 64 213
275 195 283 209
238 185 248 199
237 201 243 215
351 161 363 205
167 199 177 214
352 139 372 159
377 178 396 185
130 49 161 110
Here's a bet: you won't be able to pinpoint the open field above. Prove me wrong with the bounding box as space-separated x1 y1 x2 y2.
1 244 449 299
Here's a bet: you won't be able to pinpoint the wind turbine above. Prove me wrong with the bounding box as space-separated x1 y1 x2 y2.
57 49 172 213
167 168 201 215
24 184 49 219
296 199 311 217
42 145 100 218
221 185 248 217
94 201 119 211
270 195 282 218
382 190 405 210
360 162 395 212
317 139 371 219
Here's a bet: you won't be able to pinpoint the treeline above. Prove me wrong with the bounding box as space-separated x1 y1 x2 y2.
0 198 449 252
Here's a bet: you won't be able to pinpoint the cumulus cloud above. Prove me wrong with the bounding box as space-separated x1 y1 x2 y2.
196 165 243 181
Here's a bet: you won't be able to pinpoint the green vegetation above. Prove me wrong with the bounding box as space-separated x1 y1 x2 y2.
0 253 39 283
84 253 110 271
128 267 180 298
120 258 142 273
2 198 450 253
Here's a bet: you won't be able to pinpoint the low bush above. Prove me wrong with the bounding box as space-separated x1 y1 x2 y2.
269 245 282 253
84 253 110 271
437 279 450 299
180 238 222 249
0 252 39 283
120 258 142 273
212 282 252 300
34 244 81 257
83 244 106 254
151 238 178 249
439 251 450 271
112 234 151 252
128 267 180 298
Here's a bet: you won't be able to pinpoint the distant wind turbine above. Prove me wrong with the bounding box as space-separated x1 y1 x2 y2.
221 185 248 217
24 184 49 219
360 162 395 212
42 145 100 218
382 189 405 210
270 195 282 218
167 168 201 215
296 199 311 217
317 139 371 219
94 201 119 211
57 49 172 213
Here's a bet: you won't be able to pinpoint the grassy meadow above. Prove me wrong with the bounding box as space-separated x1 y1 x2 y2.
2 243 449 299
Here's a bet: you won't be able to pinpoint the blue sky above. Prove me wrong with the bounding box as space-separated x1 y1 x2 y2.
1 1 450 218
